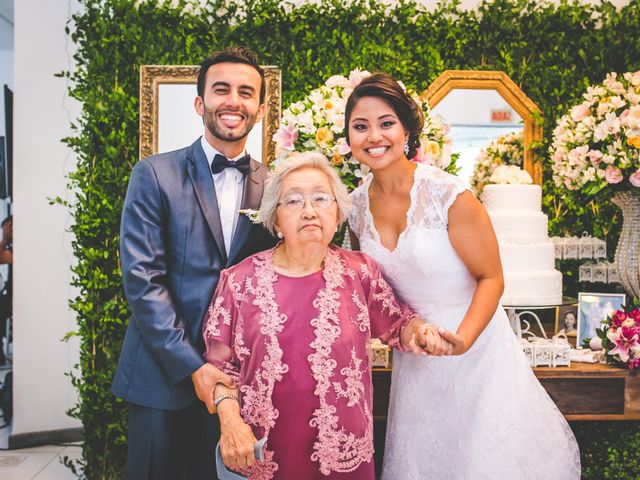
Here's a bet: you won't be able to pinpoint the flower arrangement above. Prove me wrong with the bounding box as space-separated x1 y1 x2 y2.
487 165 533 185
273 69 456 191
470 131 523 194
550 70 640 196
596 299 640 369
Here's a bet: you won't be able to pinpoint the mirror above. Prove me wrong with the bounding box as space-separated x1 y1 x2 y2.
422 70 542 185
139 65 281 164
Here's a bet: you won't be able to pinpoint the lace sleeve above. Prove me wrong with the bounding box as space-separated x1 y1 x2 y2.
422 167 471 227
348 187 366 239
441 175 470 220
409 166 471 230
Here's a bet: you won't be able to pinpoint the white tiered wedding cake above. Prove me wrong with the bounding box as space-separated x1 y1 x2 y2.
481 166 562 306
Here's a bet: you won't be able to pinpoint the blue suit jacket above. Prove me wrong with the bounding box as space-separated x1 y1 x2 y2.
112 138 276 409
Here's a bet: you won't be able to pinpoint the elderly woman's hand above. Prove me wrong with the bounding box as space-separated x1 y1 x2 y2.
410 322 454 356
218 399 258 471
402 316 455 356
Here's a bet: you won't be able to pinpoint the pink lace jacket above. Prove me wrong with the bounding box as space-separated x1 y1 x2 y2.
203 245 415 478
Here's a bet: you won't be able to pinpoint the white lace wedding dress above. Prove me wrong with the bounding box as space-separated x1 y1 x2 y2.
349 163 581 480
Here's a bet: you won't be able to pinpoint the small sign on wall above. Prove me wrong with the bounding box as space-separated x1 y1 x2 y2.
490 109 513 122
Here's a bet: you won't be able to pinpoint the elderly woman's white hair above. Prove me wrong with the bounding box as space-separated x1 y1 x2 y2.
258 152 352 236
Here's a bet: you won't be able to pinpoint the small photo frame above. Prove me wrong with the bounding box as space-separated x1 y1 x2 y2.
577 292 626 348
555 304 578 347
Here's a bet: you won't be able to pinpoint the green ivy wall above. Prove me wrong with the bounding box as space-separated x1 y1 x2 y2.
62 0 640 478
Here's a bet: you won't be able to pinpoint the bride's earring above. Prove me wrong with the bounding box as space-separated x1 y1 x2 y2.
403 142 410 156
276 231 283 239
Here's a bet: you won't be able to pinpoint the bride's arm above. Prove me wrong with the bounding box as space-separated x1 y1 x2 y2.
446 191 504 355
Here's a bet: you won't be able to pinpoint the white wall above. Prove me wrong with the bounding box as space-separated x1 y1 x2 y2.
12 0 81 435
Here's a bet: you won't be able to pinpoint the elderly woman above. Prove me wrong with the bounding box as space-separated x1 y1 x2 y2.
203 152 452 480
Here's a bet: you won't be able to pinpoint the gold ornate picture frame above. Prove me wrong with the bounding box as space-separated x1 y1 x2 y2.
139 65 281 164
422 70 543 185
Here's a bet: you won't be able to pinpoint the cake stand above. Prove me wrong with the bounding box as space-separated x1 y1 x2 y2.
503 297 577 340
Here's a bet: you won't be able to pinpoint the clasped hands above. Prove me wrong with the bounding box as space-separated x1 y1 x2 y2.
405 316 465 356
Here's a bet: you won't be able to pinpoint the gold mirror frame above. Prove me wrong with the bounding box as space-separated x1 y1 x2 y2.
422 70 543 185
139 65 281 164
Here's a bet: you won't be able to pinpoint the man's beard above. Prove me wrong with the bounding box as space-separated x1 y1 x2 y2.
204 108 258 143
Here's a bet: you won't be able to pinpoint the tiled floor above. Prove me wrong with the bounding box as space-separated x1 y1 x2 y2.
1 362 81 480
0 443 81 480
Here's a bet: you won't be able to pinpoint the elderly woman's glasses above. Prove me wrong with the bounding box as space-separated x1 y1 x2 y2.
277 193 336 211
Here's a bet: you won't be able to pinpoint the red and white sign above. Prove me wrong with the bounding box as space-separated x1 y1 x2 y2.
490 109 512 122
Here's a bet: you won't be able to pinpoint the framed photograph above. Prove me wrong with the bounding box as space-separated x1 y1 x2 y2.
555 304 578 346
577 292 626 348
139 65 281 164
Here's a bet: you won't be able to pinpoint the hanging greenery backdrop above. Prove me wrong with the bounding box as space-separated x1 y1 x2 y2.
61 0 640 478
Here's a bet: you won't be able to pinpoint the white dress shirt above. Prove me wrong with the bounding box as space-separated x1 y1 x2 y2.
200 137 245 255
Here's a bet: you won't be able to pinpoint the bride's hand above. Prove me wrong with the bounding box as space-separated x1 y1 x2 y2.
410 323 453 356
438 328 468 355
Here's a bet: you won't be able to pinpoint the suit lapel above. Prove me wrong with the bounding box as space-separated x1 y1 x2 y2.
227 159 264 265
186 139 227 263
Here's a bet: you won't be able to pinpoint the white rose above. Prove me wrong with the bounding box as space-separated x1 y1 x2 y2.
325 75 349 89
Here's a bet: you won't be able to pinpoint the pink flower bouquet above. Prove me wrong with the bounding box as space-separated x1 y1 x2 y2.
550 70 640 197
596 299 640 369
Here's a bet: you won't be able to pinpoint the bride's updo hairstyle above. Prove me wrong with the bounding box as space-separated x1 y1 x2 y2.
344 73 425 160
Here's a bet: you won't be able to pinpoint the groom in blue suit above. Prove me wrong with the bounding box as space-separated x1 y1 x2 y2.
112 47 276 479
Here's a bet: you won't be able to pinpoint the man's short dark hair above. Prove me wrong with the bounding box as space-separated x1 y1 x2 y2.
197 46 265 104
1 216 11 227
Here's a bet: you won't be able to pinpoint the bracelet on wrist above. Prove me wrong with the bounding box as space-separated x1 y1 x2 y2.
214 393 240 408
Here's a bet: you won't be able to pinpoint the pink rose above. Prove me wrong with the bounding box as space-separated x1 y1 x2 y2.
571 103 590 122
587 150 603 165
412 145 428 164
274 124 298 150
605 166 624 184
611 310 627 328
630 170 640 187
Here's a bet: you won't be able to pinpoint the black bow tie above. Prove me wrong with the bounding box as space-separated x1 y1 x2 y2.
211 153 251 175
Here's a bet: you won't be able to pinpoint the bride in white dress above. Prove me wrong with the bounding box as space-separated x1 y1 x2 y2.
344 73 581 480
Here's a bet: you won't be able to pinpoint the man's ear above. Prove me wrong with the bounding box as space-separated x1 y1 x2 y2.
194 95 204 117
255 102 266 123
